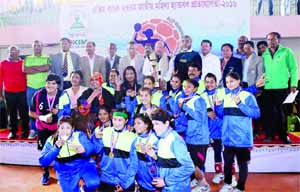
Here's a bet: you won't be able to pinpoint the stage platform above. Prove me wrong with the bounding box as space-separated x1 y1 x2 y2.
1 138 299 173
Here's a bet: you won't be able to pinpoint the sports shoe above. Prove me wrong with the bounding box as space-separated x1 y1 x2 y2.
196 184 210 192
212 173 224 184
28 130 37 139
7 132 17 139
80 186 85 192
219 183 233 192
233 188 244 192
41 172 49 185
231 176 237 187
21 132 29 139
191 178 198 189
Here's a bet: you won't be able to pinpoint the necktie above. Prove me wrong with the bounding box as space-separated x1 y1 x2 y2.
63 53 68 77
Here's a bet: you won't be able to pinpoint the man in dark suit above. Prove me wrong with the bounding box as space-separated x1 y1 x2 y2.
174 35 202 81
105 43 121 82
50 37 80 90
80 41 106 86
220 43 243 87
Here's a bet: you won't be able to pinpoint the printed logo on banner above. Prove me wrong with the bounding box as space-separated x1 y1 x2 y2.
133 18 182 56
67 15 88 50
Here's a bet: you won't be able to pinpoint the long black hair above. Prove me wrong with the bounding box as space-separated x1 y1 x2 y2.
134 113 153 132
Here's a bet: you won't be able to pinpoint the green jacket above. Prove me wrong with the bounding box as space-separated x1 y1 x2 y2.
263 45 298 89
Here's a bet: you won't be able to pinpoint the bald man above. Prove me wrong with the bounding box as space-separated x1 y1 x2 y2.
234 35 248 59
143 41 170 82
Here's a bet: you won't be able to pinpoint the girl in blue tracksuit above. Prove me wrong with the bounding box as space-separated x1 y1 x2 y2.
170 74 188 135
39 116 100 192
97 105 112 130
92 108 138 192
133 113 160 192
163 74 183 117
150 108 194 192
125 87 158 125
215 72 260 192
125 76 166 112
178 79 210 191
142 76 167 110
201 73 224 184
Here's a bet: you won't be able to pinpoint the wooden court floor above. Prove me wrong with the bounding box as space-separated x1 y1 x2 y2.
0 164 299 192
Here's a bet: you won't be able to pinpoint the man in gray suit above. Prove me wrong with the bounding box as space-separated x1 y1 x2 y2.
105 43 121 82
80 41 106 86
242 41 264 87
50 37 80 90
119 41 144 84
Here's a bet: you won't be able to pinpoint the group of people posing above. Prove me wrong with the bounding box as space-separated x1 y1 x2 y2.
0 31 298 192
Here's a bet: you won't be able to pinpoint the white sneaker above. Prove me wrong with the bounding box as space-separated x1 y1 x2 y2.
219 184 233 192
28 130 37 139
231 175 237 187
212 173 224 184
80 186 85 192
191 178 198 189
197 184 210 192
7 132 17 139
233 188 244 192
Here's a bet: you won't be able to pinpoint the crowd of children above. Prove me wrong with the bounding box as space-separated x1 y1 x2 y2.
36 67 260 192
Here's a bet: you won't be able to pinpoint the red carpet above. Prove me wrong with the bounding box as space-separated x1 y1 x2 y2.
0 127 289 144
0 128 34 142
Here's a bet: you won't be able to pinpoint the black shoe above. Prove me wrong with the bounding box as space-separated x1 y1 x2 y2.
263 137 272 142
283 136 292 144
21 132 29 139
41 172 50 185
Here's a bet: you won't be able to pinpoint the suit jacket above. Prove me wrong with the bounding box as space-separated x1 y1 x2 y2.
105 55 121 82
221 56 242 87
242 54 264 86
119 54 145 84
50 51 80 90
80 55 106 86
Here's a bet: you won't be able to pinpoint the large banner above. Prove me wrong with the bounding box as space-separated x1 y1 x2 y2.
0 0 250 56
60 0 250 55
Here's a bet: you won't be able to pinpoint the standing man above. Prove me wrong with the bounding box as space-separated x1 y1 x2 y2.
23 40 50 139
143 41 170 83
262 32 298 143
80 41 106 86
242 41 264 87
0 46 29 139
105 43 121 82
200 39 222 83
144 43 153 59
244 41 264 139
50 37 80 90
256 41 268 57
119 41 145 84
174 35 202 81
234 35 248 59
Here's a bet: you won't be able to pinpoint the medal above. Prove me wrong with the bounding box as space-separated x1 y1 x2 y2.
137 131 152 154
110 130 119 159
135 143 141 151
109 151 114 159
